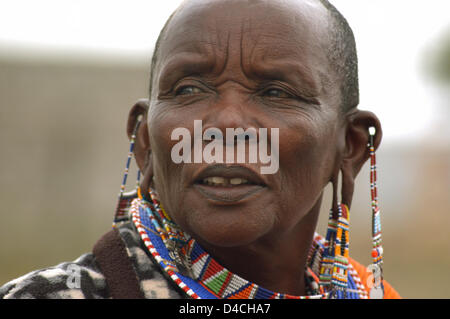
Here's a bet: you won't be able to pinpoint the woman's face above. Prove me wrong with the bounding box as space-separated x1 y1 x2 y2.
147 0 343 247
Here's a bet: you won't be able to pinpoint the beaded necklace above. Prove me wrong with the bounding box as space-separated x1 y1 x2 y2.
130 188 367 299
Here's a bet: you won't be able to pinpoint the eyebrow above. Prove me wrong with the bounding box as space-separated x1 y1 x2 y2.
158 53 322 99
158 53 215 91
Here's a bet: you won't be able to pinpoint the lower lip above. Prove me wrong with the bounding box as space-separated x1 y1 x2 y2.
193 183 266 204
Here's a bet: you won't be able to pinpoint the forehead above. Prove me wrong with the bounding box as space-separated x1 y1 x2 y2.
161 0 329 55
155 0 333 93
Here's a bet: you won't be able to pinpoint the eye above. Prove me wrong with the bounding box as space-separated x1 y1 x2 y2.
262 88 293 98
175 85 203 96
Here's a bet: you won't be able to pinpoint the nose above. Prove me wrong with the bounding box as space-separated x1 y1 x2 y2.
202 84 257 135
199 84 263 164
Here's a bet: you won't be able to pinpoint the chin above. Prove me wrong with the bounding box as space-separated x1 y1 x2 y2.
184 205 275 248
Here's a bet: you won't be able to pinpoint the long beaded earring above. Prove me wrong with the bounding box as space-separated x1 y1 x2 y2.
331 203 350 297
319 176 351 298
320 126 383 299
368 126 384 299
113 114 143 227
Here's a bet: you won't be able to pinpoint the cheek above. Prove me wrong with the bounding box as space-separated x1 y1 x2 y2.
275 118 337 228
280 121 333 182
148 116 185 218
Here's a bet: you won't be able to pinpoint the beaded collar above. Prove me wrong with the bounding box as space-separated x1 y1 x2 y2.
129 191 366 299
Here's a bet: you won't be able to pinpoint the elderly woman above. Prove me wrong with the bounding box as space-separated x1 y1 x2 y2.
0 0 400 299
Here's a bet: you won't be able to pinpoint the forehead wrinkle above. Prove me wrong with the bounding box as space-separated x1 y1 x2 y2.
237 6 331 98
155 0 334 97
243 27 322 97
218 31 231 76
158 5 235 80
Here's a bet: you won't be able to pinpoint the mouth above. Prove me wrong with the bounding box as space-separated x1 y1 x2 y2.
192 165 267 204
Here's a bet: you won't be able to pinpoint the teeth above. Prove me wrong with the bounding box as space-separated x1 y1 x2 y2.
230 178 248 185
203 177 226 186
202 177 250 186
211 177 226 185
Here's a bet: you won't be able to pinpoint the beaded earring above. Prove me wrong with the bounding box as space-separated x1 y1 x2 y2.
319 201 350 298
320 126 384 299
368 126 384 299
113 114 143 227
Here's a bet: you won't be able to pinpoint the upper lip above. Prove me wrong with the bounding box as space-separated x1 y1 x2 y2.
193 164 267 186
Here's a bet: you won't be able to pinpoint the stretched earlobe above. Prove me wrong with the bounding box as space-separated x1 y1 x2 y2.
330 158 354 214
340 161 355 209
331 173 339 219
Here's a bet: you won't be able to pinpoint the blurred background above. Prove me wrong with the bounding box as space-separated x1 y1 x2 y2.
0 0 449 298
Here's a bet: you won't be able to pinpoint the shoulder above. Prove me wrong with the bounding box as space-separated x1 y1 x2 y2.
113 222 184 299
348 257 401 299
0 253 109 299
0 222 183 299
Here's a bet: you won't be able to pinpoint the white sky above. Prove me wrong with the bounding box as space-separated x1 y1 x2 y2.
0 0 449 145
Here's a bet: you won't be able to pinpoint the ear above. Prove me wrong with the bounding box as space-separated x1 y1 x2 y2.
340 109 382 208
127 99 151 174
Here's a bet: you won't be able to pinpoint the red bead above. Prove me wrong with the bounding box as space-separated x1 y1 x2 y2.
371 250 378 258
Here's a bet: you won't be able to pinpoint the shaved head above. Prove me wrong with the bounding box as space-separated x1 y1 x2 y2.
148 0 359 112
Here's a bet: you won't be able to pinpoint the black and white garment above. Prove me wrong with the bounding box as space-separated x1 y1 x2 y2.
0 222 183 299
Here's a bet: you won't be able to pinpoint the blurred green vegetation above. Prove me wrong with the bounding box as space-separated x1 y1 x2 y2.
426 29 450 85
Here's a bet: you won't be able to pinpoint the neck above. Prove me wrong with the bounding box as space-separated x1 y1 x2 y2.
195 199 322 296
